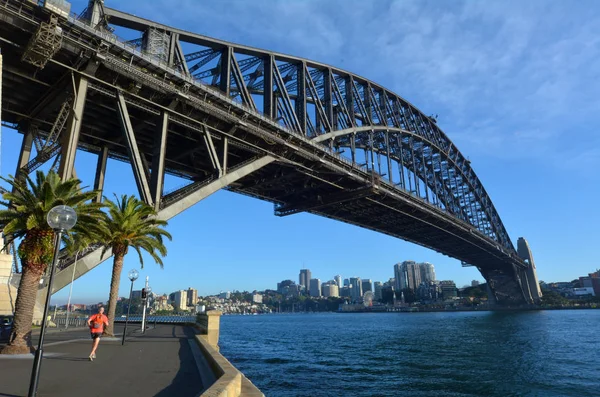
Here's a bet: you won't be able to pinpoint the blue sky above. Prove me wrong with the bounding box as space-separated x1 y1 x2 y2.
3 0 599 304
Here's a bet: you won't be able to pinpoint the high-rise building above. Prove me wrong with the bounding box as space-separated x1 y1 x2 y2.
172 290 188 311
334 275 342 288
362 279 373 293
299 269 312 292
394 263 402 292
309 278 321 297
374 281 383 301
395 261 422 291
322 282 339 297
349 277 362 302
343 278 350 287
187 287 198 308
471 280 480 287
419 262 436 283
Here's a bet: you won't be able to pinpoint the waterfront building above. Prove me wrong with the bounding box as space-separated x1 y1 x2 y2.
374 282 383 301
310 278 322 297
419 262 436 283
187 288 198 308
349 277 363 302
218 291 231 300
417 281 440 301
439 281 457 299
471 280 480 287
334 275 342 288
580 271 600 296
252 293 263 303
573 287 595 297
299 269 312 292
362 279 373 294
343 278 350 287
322 282 339 297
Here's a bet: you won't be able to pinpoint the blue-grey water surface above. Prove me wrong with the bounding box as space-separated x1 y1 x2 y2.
219 310 600 397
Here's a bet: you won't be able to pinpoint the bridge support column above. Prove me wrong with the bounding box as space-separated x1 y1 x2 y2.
15 130 34 180
92 146 109 203
150 112 168 211
116 91 153 206
58 76 88 180
157 155 275 221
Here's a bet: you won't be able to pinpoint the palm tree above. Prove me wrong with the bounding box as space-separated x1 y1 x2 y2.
98 195 171 336
0 171 105 354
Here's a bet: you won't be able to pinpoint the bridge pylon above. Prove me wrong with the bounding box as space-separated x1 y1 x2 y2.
517 237 543 304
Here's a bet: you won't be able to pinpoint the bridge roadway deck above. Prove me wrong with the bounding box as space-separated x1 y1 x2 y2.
0 324 205 396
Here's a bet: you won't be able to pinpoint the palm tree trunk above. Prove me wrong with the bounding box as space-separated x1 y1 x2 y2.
0 264 41 354
104 253 124 336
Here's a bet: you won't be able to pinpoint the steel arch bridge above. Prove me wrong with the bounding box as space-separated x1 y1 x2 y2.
0 0 541 305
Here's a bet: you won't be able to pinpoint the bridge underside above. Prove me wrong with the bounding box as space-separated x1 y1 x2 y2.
0 0 538 306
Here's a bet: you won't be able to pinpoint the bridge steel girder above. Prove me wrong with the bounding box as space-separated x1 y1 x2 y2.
116 90 153 206
49 155 275 294
58 76 88 181
0 2 528 305
150 112 169 210
314 127 495 239
92 146 109 203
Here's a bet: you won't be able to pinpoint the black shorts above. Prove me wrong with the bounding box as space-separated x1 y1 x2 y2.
90 332 101 340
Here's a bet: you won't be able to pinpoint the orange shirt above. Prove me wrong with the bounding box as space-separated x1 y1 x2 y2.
88 313 108 334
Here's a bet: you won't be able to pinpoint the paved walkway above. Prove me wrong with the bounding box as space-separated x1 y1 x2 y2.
0 325 204 396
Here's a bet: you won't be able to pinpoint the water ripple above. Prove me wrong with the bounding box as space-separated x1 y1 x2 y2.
219 311 600 396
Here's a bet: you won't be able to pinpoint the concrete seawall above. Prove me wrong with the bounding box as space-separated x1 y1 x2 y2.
196 311 264 397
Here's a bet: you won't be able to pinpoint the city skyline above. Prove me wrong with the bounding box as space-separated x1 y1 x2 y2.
1 0 596 306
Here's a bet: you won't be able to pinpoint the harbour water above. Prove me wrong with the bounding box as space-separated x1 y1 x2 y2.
219 310 600 397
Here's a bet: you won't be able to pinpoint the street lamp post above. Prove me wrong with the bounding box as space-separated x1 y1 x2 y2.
121 269 139 346
28 205 77 397
142 285 151 334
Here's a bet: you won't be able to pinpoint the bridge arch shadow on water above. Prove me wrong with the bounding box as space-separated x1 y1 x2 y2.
0 0 541 305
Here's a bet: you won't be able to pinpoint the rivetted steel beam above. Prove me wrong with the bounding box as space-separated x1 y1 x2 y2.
295 62 307 135
263 55 274 118
14 130 33 180
275 185 377 217
150 112 168 210
116 91 153 205
230 53 256 110
58 76 88 180
92 146 109 203
313 126 411 143
202 127 222 176
169 33 189 76
220 47 232 96
157 155 275 220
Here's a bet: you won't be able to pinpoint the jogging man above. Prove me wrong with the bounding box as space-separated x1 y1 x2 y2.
86 306 109 361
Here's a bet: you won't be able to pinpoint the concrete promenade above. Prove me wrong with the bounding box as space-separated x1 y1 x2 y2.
0 324 205 396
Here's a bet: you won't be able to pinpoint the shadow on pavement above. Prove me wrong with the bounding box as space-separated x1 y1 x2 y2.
155 326 204 396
